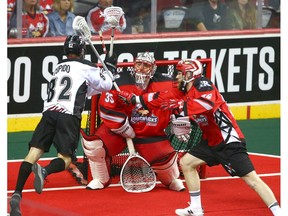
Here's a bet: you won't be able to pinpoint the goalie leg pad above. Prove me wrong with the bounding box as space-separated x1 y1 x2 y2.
81 137 110 189
86 159 110 190
152 152 185 191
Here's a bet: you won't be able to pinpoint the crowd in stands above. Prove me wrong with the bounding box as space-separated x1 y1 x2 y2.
7 0 280 38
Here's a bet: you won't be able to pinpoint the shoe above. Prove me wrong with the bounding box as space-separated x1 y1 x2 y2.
175 206 204 216
169 179 186 191
32 163 46 194
10 193 22 216
86 179 109 190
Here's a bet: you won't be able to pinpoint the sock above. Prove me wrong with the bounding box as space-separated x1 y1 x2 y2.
189 190 202 210
44 158 66 175
15 161 33 193
269 201 281 216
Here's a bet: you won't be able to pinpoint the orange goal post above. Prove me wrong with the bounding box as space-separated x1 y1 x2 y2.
74 58 212 184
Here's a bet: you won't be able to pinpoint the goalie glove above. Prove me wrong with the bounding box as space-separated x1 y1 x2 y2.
117 91 136 105
170 115 191 143
104 52 117 75
111 117 135 138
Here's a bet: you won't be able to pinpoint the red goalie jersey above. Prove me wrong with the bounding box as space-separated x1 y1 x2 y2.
139 76 245 147
98 71 174 139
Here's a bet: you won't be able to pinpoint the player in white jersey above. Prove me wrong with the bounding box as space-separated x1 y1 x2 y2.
9 35 113 216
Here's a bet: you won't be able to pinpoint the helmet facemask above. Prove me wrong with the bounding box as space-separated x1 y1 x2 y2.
133 52 157 90
175 59 203 93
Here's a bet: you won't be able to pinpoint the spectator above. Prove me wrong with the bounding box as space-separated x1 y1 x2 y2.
7 0 16 28
188 0 232 31
227 0 256 30
8 0 49 38
47 0 76 37
39 0 53 15
86 0 126 35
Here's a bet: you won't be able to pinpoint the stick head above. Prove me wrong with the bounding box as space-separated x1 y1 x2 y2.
72 16 92 41
101 6 124 28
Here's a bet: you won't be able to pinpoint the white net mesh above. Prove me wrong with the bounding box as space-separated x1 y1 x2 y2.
72 16 92 40
102 6 124 28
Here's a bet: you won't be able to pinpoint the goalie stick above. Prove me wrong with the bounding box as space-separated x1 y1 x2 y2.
120 138 156 193
73 15 156 192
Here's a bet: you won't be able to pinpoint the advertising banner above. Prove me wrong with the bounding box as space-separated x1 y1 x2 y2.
7 35 280 115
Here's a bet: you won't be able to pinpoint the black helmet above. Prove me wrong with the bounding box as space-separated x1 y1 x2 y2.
64 35 86 59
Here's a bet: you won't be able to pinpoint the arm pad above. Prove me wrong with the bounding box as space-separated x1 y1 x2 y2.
111 118 136 138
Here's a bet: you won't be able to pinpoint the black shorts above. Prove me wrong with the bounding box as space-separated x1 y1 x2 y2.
29 111 81 162
189 140 255 177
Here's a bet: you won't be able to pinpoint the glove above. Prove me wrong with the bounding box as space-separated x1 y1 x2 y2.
160 99 184 111
117 91 136 105
104 52 117 75
170 115 191 143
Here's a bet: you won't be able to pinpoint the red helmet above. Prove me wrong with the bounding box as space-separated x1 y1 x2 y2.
176 59 203 82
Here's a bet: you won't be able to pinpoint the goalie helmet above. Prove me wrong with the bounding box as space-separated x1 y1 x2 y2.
175 59 203 92
64 35 86 59
132 52 157 90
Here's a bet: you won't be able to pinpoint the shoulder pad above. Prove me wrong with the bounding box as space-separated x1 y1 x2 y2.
193 77 214 92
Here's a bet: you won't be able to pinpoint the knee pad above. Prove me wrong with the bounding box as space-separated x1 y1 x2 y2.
81 133 105 162
152 152 180 186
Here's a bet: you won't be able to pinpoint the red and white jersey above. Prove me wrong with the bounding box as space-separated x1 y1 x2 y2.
86 4 126 34
39 0 53 15
141 76 245 146
7 0 16 24
43 58 113 119
98 72 174 138
22 11 49 37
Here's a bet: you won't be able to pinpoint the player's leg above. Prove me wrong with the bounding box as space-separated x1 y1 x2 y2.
81 135 111 189
175 153 205 216
81 124 126 189
10 147 44 216
175 139 212 216
10 111 55 215
32 112 80 193
241 170 281 215
152 151 185 191
135 139 185 191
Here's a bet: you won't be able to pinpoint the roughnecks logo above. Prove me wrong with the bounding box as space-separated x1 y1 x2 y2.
130 105 158 126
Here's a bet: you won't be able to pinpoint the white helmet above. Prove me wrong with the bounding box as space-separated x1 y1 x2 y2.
133 52 157 90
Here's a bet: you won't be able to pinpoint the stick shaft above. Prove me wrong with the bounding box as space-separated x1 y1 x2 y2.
109 28 115 57
87 39 120 91
126 138 136 155
99 31 107 54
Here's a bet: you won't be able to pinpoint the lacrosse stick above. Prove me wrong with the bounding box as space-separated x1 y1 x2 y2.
101 6 124 57
73 16 156 192
98 30 107 54
120 138 156 193
72 16 120 91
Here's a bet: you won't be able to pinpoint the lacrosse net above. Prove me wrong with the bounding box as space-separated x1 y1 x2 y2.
70 59 212 184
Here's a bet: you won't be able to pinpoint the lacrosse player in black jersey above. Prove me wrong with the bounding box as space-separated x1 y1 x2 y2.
9 35 114 216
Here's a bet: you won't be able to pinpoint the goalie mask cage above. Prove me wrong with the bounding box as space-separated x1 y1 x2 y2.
81 58 212 184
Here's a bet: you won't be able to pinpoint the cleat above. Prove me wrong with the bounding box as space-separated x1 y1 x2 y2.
175 206 204 216
10 193 22 216
32 163 45 194
169 179 186 191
